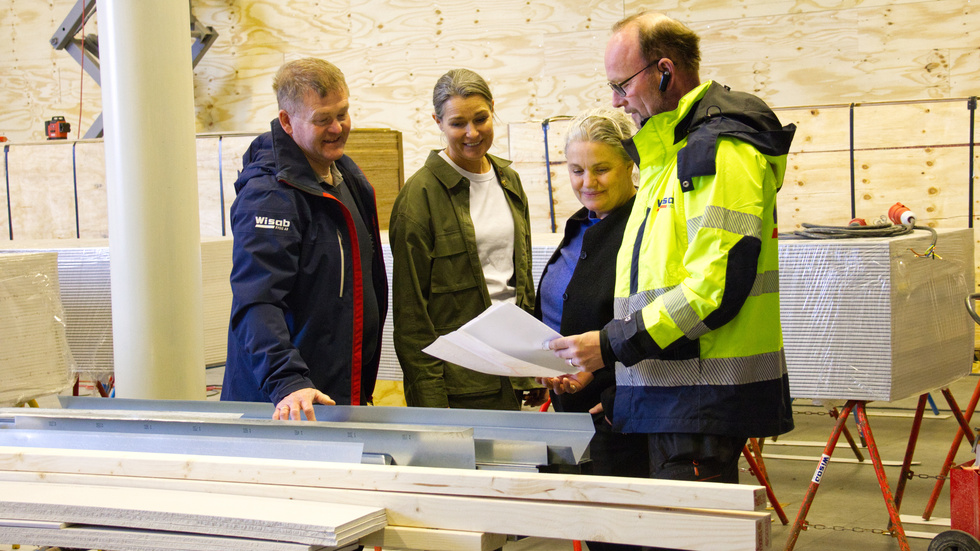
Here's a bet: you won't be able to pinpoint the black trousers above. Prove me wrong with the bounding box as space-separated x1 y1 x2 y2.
638 433 747 551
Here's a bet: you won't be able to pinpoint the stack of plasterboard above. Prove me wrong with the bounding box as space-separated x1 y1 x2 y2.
0 252 74 406
778 227 975 401
201 237 234 365
0 238 234 373
0 479 382 550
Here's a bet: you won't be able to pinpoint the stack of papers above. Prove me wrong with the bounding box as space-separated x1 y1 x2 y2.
423 303 573 378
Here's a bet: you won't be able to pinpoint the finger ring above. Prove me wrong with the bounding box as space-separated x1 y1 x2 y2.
567 359 574 367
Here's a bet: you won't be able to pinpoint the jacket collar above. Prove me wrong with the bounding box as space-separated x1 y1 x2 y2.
271 118 337 197
423 149 519 197
623 81 713 167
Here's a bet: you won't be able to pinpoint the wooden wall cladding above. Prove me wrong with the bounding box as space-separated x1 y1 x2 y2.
0 129 404 242
1 1 977 282
6 143 77 240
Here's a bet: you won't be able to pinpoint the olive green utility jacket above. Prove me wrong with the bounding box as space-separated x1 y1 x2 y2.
389 150 535 408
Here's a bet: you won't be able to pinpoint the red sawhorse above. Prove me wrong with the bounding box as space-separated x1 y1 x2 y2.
785 387 979 551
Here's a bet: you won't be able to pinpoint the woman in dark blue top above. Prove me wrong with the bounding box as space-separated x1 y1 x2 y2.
535 108 648 551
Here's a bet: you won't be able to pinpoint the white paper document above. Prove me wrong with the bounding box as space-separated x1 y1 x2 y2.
422 303 575 378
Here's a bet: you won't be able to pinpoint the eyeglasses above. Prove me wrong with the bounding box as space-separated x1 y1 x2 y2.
607 59 659 97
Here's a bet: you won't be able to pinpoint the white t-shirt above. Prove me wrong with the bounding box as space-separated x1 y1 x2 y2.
440 151 516 304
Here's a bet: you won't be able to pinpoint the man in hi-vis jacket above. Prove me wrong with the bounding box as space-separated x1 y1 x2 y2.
548 12 795 486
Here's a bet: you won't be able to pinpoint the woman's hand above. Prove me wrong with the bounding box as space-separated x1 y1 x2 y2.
547 331 604 372
536 371 595 395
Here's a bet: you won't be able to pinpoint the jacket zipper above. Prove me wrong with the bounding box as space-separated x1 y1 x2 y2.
336 229 344 297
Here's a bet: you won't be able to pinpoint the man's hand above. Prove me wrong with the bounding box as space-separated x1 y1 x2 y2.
536 371 595 395
273 388 335 421
547 331 604 372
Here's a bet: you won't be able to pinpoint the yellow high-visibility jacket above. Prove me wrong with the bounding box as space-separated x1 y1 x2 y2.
601 81 796 438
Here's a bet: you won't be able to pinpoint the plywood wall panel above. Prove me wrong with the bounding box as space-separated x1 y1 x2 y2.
541 29 612 117
73 141 107 238
852 101 971 150
853 146 971 226
193 52 282 133
622 0 926 23
778 151 853 231
3 1 60 63
775 107 851 154
194 0 351 53
949 47 980 97
856 0 979 52
6 144 76 239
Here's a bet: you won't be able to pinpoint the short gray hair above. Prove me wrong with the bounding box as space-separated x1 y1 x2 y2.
565 107 637 165
432 69 493 119
273 58 349 114
614 12 701 74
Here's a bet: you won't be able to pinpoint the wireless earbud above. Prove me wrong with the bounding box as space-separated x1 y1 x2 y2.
659 70 671 92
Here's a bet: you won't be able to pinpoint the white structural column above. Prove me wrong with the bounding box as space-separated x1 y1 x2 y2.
97 0 205 399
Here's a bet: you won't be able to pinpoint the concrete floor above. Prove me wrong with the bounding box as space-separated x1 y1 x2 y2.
507 373 980 551
3 372 977 551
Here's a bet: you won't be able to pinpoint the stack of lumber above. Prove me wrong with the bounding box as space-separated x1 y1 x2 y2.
779 228 975 401
0 445 773 550
0 252 74 406
0 479 381 550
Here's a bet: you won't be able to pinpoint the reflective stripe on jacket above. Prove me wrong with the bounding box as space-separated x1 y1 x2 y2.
604 81 795 438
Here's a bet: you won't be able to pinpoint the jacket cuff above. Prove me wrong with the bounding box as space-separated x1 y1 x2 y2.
603 312 661 367
599 329 617 367
271 377 317 405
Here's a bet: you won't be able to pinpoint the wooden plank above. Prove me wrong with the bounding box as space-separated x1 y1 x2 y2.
0 479 386 546
360 526 507 551
0 523 358 551
0 470 771 551
0 445 767 513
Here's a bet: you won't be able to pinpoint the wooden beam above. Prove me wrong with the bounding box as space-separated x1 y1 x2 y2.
360 526 508 551
0 470 771 551
0 445 765 512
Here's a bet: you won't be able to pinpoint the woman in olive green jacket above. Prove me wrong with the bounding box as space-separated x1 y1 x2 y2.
389 68 542 409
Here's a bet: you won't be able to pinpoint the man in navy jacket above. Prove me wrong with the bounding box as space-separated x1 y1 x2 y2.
222 58 387 421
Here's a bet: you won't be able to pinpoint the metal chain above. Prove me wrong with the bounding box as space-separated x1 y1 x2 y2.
805 522 892 536
792 409 833 416
909 472 948 481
